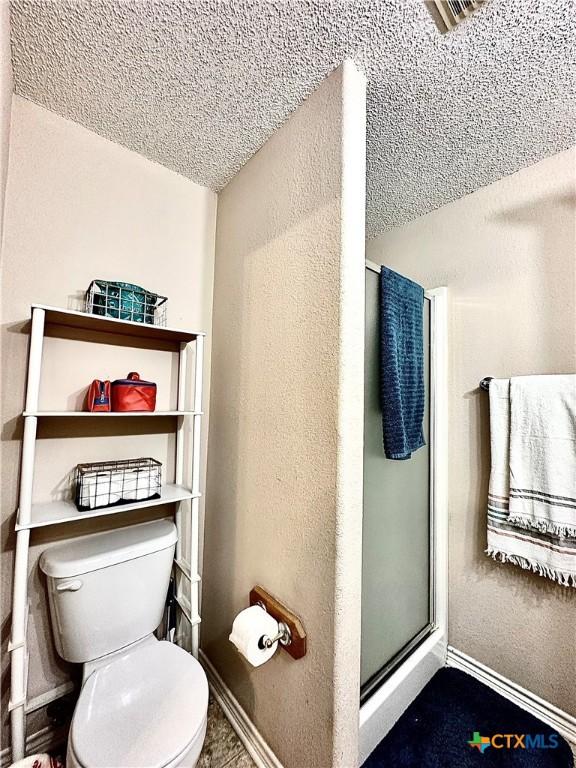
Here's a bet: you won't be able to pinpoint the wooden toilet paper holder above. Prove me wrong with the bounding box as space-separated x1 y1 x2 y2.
249 585 307 660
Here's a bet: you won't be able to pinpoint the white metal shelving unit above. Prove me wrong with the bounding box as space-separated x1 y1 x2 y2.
9 304 205 762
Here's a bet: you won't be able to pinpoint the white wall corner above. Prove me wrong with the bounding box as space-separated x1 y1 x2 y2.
332 57 367 768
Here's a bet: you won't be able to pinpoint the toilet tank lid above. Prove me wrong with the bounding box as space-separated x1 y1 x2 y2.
39 519 178 578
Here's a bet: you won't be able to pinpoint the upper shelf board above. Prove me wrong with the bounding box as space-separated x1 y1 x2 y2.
32 304 205 344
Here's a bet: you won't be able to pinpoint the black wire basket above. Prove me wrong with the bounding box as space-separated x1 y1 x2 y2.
75 457 162 511
85 280 168 326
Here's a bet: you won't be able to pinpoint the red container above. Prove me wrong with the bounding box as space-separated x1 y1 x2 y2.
111 372 157 412
86 380 111 412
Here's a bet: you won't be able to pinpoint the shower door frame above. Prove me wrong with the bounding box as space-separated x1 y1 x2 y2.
359 268 448 764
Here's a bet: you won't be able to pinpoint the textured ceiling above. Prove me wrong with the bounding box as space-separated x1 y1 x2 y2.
10 0 576 236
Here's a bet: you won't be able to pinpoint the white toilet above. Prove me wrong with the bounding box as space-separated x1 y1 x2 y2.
40 519 209 768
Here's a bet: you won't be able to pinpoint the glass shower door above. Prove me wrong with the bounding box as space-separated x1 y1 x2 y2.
361 266 432 700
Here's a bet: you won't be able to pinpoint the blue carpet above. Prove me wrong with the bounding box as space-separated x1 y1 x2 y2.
363 668 573 767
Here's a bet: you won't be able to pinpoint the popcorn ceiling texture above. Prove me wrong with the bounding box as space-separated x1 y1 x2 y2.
10 0 576 236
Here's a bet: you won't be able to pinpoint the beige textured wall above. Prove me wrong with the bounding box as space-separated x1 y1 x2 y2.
0 0 11 242
0 96 217 746
202 62 366 768
367 147 576 715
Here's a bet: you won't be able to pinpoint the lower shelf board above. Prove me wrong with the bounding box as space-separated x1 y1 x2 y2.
16 484 200 530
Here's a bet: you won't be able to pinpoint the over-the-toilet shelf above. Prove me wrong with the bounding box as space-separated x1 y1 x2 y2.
9 301 205 764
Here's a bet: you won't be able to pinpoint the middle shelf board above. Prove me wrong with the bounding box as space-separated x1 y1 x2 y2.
16 484 201 531
24 411 202 417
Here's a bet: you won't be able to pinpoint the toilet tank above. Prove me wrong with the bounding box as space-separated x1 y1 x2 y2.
39 519 177 663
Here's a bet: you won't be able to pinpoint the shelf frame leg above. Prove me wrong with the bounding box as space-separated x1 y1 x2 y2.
190 335 204 656
9 528 31 762
173 338 203 654
10 307 45 762
175 342 188 567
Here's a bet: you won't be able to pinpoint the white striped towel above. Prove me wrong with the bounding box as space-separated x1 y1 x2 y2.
486 375 576 587
509 375 576 538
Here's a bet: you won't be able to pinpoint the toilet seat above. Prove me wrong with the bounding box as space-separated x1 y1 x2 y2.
70 640 208 768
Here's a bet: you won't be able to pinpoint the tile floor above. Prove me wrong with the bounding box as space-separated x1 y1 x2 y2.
198 697 257 768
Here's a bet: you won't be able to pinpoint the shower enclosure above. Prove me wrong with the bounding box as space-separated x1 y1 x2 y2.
359 261 447 762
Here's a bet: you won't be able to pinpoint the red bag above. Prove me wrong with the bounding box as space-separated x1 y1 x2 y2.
111 372 157 412
87 380 111 412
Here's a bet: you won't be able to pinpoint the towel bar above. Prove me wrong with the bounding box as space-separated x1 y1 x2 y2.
479 377 493 391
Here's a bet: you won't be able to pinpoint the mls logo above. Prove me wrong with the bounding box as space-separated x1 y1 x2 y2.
468 732 491 754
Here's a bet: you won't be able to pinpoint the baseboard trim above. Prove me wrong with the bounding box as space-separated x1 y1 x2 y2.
199 650 284 768
446 646 576 746
0 724 67 768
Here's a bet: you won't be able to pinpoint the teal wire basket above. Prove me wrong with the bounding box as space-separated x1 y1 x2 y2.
85 280 168 326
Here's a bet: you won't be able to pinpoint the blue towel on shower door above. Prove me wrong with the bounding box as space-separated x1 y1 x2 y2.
379 267 425 460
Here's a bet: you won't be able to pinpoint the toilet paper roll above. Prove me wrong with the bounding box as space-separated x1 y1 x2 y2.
82 472 122 509
229 605 279 667
121 467 160 500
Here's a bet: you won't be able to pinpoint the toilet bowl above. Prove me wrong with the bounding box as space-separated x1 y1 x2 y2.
40 520 208 768
66 639 208 768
